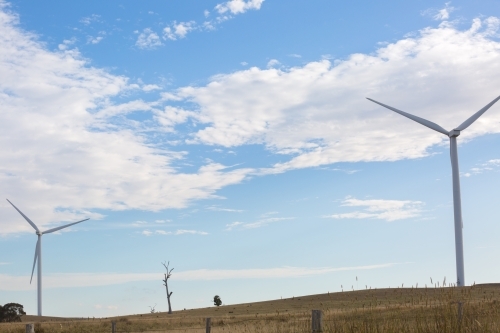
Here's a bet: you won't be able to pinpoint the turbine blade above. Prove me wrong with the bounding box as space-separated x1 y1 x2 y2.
30 239 39 284
367 98 449 135
455 95 500 131
42 218 89 234
6 199 40 233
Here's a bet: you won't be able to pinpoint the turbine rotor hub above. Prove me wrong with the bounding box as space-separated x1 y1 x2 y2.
36 231 41 236
449 129 461 137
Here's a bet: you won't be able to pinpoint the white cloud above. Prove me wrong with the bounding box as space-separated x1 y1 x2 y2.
87 36 103 44
137 1 264 46
266 59 280 68
215 0 264 15
142 84 161 92
175 229 208 235
225 221 244 230
0 263 396 290
87 31 106 45
163 17 500 173
433 3 455 21
136 28 162 49
80 14 101 26
163 21 196 41
153 106 198 132
465 159 500 176
226 217 294 230
141 229 208 236
330 168 360 175
58 38 76 51
207 206 244 212
325 197 424 222
0 7 254 234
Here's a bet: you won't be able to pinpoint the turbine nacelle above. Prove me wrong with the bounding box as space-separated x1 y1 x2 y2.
449 129 461 137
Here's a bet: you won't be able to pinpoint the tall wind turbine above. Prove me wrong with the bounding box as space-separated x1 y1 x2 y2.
366 95 500 287
7 199 89 316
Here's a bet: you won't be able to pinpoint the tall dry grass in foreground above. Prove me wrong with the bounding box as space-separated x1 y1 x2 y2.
1 284 499 333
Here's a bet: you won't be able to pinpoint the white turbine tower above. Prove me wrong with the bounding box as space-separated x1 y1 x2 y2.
367 95 500 287
7 199 89 316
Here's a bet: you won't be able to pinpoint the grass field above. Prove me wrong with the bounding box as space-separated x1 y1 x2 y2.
1 283 500 332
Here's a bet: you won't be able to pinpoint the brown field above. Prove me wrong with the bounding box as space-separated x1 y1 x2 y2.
1 283 500 332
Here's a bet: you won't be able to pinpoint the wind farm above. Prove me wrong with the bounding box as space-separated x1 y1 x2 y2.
2 0 500 330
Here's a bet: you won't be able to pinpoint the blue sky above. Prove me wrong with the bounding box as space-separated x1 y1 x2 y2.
1 0 500 317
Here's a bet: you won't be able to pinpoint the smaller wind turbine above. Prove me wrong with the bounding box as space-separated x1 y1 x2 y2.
366 95 500 288
7 199 89 316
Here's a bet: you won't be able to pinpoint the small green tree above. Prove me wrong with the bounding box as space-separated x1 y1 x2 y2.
213 295 222 307
0 303 26 322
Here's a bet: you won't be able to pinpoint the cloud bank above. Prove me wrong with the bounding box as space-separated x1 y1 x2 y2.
3 3 500 236
0 4 252 234
163 17 500 174
0 263 395 290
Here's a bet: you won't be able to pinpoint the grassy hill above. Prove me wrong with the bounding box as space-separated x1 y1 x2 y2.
2 284 500 332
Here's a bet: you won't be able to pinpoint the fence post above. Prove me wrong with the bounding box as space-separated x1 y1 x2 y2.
458 302 464 323
111 321 116 333
25 323 35 333
206 317 211 333
312 310 323 333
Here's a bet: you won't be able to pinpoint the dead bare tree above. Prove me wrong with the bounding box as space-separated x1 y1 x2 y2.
162 261 174 314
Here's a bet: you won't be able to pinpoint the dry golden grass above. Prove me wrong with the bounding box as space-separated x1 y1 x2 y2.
1 283 500 332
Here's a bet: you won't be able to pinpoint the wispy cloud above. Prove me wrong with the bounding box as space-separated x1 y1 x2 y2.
325 197 424 222
0 263 396 290
226 216 294 230
207 206 244 212
58 38 76 51
87 31 106 45
422 2 456 21
141 229 208 236
463 159 500 177
80 14 101 25
94 304 118 310
330 168 360 175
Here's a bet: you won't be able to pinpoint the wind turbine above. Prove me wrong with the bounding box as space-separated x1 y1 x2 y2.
7 199 89 316
366 95 500 287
